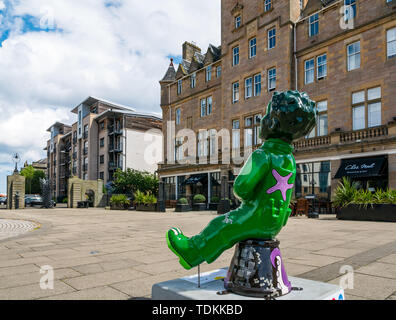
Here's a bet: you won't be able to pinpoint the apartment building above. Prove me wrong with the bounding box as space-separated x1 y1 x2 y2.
158 0 396 205
46 97 162 201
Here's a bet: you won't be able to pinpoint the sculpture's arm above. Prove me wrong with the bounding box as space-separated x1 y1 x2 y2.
234 149 269 201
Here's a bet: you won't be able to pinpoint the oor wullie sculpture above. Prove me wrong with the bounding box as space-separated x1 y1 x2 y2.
167 91 317 298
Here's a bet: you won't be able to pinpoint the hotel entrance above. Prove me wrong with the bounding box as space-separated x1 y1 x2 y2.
334 156 388 192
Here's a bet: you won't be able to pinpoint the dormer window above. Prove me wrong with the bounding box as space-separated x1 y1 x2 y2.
191 73 196 88
177 79 182 95
309 13 319 37
235 15 242 29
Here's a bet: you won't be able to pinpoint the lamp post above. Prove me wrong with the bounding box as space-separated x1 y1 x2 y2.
12 153 21 173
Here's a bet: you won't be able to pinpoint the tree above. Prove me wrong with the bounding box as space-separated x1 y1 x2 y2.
113 169 158 195
21 166 45 194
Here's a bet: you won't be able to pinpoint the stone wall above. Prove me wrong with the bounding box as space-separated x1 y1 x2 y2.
67 177 104 208
7 172 25 210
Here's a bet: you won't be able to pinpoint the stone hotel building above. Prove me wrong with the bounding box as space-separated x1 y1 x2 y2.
46 97 162 201
158 0 396 205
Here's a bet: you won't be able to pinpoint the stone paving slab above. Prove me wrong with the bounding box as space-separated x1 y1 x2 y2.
0 208 394 300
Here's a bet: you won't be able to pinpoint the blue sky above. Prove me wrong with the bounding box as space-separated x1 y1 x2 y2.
0 0 221 194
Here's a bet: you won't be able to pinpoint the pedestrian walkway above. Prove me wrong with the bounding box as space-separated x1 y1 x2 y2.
0 208 395 300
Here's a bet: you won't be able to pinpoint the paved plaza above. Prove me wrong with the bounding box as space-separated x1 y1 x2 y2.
0 208 395 300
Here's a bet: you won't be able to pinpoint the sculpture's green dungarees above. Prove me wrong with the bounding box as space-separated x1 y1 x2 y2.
167 138 296 269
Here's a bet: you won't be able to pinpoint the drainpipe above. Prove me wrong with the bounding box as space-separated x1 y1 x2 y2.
294 22 298 91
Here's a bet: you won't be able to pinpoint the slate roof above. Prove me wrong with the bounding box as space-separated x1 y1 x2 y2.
160 60 176 82
162 43 221 82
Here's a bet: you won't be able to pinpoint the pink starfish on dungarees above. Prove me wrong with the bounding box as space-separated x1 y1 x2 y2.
266 169 294 201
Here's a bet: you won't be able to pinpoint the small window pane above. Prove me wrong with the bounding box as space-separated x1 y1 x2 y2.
368 102 381 128
352 91 365 104
353 105 365 130
368 87 381 100
318 114 328 136
317 101 327 112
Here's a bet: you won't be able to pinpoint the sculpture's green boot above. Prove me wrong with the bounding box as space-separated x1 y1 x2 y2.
166 228 204 270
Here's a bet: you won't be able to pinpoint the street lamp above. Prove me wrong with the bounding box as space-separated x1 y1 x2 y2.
12 153 21 173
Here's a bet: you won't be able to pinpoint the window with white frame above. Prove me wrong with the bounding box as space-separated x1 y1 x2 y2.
317 54 327 79
347 41 360 71
387 27 396 59
268 68 276 91
245 77 253 99
307 100 328 138
268 28 276 49
207 96 213 115
206 66 212 82
352 87 382 130
200 99 206 117
175 137 183 161
217 66 222 78
176 108 181 125
233 82 240 103
317 101 328 137
177 79 182 94
233 46 240 66
249 38 257 59
344 0 356 21
254 74 262 96
309 13 319 37
305 59 315 84
191 73 196 88
232 120 240 149
209 129 217 156
254 114 262 145
197 131 208 157
265 0 272 12
235 15 242 29
244 117 253 148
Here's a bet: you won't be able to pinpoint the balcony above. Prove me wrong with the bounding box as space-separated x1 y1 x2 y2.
293 124 392 153
109 162 123 171
73 137 77 145
83 131 89 140
340 126 388 143
108 126 123 136
109 144 123 153
83 164 88 172
83 147 88 155
72 153 77 160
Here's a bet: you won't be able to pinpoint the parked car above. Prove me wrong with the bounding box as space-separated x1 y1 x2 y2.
0 197 6 205
25 195 43 207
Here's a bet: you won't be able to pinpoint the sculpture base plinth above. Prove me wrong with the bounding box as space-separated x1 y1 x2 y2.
224 239 291 299
152 268 345 300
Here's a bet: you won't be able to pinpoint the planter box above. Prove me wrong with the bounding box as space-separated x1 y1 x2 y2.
337 204 396 222
209 203 219 211
175 204 191 212
136 204 157 212
218 200 231 215
193 203 207 211
110 204 128 210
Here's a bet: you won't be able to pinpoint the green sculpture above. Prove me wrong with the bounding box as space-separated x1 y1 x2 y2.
167 91 316 270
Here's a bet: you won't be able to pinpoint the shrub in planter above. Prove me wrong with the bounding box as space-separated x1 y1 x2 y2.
334 178 396 222
175 198 191 212
110 194 130 210
209 196 220 210
193 194 207 211
135 190 157 212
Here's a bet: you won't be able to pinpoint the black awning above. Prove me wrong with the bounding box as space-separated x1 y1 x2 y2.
182 174 208 185
335 156 387 179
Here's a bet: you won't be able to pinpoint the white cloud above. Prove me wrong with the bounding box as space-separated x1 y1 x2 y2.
0 0 221 193
0 1 5 11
